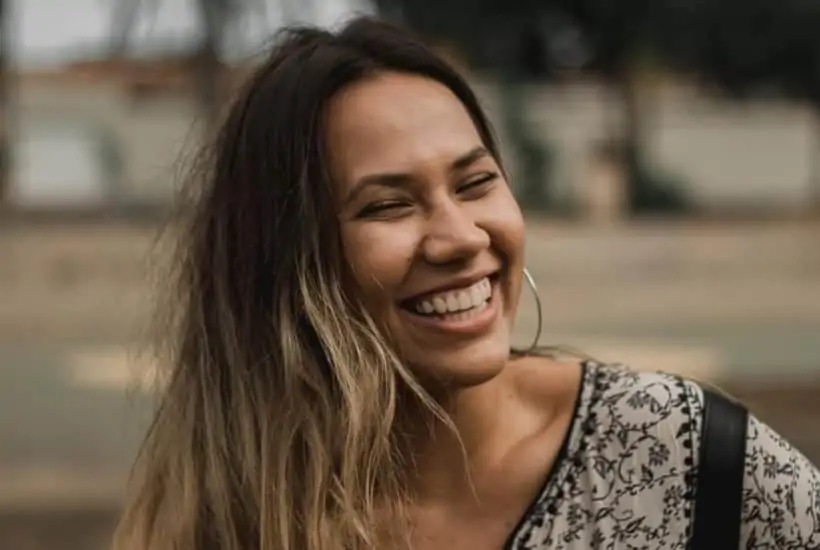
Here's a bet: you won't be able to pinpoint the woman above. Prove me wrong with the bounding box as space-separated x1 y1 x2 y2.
114 16 820 550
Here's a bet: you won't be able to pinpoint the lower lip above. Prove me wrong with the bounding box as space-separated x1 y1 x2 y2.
401 282 500 335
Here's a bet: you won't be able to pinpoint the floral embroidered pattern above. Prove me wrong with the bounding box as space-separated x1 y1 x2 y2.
505 361 820 550
742 416 820 549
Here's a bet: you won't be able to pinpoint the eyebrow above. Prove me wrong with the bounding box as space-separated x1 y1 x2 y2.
344 145 491 206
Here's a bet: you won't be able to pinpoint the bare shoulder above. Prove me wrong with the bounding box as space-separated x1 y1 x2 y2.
506 353 585 419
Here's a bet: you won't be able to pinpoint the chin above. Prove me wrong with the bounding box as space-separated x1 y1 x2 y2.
405 338 512 391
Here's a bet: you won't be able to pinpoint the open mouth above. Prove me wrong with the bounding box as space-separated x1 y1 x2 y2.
401 275 496 322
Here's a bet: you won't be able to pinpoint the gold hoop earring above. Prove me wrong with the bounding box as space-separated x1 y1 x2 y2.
512 267 542 355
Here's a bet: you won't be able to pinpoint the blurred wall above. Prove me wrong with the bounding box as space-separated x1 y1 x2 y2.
10 74 818 213
474 80 816 211
11 76 201 209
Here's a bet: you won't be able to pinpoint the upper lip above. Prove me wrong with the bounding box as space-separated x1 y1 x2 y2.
400 269 500 303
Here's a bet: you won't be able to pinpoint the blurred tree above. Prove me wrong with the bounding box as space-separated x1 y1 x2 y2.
659 0 819 99
109 0 257 127
667 0 820 209
548 0 689 214
373 0 690 215
498 82 555 212
376 0 820 214
371 0 562 211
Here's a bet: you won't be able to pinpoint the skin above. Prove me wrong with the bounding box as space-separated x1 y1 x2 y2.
325 72 582 549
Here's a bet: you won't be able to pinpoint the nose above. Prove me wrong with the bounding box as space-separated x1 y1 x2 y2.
420 200 490 265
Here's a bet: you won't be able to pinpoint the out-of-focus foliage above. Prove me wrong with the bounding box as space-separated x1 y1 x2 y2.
374 0 820 214
673 0 820 103
374 0 820 103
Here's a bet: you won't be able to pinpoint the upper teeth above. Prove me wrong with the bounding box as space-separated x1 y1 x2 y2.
414 278 492 315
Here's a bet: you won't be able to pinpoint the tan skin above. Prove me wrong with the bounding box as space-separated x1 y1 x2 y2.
325 72 583 550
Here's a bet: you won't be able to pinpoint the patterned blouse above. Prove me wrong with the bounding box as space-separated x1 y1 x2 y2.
504 361 820 550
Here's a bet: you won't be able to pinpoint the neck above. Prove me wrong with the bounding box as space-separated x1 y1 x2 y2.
400 370 514 504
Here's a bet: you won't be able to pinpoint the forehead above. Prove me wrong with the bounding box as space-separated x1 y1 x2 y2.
324 72 485 183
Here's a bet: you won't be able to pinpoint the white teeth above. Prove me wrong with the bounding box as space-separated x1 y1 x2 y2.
469 285 483 304
413 277 492 315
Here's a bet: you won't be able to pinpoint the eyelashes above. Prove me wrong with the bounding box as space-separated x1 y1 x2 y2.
356 172 500 219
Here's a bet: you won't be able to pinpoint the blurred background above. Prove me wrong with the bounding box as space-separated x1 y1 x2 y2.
1 0 819 548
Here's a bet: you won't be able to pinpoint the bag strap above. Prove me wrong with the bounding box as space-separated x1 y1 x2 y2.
690 388 749 550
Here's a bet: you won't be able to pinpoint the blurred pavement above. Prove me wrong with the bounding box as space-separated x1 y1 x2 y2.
0 220 818 542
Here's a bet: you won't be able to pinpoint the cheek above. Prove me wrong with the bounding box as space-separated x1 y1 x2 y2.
340 224 416 308
507 206 526 254
487 187 526 259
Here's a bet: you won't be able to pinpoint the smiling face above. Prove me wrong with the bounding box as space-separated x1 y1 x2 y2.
325 71 526 388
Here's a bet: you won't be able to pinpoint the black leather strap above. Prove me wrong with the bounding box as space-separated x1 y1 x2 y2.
690 388 749 550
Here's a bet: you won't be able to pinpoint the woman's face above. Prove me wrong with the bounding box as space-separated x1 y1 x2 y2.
325 72 526 388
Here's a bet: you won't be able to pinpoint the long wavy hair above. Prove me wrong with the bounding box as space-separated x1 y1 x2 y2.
113 16 505 550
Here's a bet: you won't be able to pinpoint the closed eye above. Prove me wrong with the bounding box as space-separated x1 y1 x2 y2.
357 200 412 219
457 172 499 195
